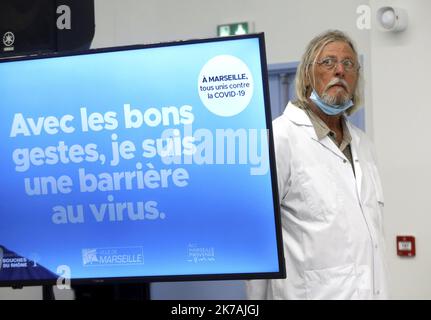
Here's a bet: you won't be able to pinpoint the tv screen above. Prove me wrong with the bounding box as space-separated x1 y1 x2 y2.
0 34 285 287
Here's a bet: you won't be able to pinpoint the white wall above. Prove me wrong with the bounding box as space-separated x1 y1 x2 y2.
0 286 74 300
369 0 431 299
2 0 429 300
91 0 369 62
0 287 42 300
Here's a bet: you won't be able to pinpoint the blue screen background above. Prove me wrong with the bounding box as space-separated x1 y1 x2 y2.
0 37 280 281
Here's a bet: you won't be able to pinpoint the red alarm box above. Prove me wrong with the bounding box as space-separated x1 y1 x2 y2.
396 236 415 257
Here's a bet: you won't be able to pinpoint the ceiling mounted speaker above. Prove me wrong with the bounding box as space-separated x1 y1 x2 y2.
376 6 408 32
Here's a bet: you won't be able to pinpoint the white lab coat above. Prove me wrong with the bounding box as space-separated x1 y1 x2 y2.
246 102 389 300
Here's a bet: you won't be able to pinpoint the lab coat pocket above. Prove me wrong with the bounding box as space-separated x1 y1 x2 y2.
304 264 358 300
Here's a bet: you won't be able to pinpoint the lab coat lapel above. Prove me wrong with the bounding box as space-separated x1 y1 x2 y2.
347 122 363 200
284 102 348 162
283 102 313 127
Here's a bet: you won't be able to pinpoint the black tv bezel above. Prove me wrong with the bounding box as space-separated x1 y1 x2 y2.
0 33 285 288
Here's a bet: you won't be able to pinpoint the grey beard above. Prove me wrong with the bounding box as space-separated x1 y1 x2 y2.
321 90 351 106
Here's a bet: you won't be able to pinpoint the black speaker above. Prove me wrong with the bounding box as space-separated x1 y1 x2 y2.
0 0 95 58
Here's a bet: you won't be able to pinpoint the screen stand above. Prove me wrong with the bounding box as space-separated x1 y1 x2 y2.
72 283 151 300
42 285 55 300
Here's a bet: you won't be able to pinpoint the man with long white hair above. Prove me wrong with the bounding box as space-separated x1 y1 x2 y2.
247 30 388 299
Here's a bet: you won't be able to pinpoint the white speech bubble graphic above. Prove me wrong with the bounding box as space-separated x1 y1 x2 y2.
198 55 254 117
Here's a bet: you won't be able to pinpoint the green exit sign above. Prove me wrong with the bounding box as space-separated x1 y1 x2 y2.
217 22 253 37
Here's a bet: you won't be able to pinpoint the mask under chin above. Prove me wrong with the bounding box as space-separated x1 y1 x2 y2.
309 89 353 116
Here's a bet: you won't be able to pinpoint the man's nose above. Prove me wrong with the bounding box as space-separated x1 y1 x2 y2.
334 62 346 77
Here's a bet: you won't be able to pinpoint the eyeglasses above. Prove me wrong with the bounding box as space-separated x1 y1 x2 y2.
316 57 359 72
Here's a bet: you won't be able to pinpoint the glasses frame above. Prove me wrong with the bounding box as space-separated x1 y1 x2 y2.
315 56 360 73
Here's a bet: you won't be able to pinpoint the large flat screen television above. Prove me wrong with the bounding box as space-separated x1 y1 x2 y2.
0 33 285 287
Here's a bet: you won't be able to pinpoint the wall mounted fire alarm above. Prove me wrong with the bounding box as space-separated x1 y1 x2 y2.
396 236 415 257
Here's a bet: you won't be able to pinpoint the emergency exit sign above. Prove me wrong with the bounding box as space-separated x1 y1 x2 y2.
217 22 253 37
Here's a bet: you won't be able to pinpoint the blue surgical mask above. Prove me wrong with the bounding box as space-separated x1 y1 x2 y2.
309 89 353 115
